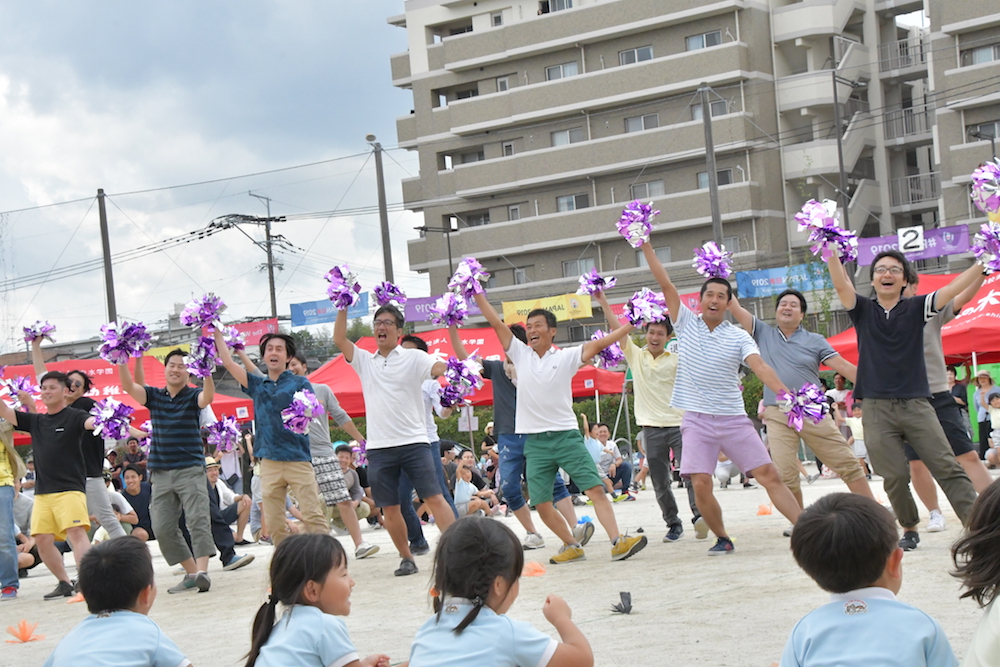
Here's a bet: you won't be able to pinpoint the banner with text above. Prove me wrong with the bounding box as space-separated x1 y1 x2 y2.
857 225 970 266
201 318 280 345
735 264 834 299
502 293 593 324
144 344 191 363
405 294 482 323
290 294 369 327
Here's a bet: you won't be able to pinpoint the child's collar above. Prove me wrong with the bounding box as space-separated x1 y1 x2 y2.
828 586 896 603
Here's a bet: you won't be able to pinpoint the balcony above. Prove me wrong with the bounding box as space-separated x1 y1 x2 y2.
395 113 417 146
772 0 860 43
782 110 875 180
889 172 940 209
878 36 928 82
874 0 923 17
776 41 869 112
390 52 411 86
883 104 933 144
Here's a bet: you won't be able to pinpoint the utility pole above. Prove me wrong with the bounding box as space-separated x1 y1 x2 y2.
97 188 117 322
831 72 852 232
699 84 724 246
249 192 277 318
367 134 394 282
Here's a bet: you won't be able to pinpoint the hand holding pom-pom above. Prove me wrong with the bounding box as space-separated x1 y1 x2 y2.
590 330 625 369
577 268 617 296
775 383 828 432
971 158 1000 216
794 199 859 263
180 294 227 330
373 281 407 307
23 321 56 344
325 264 362 310
185 336 220 379
617 200 659 248
99 321 153 365
429 293 469 327
972 221 1000 275
447 258 490 300
222 326 246 352
281 390 325 435
90 398 135 441
623 288 668 327
692 242 734 279
206 416 241 452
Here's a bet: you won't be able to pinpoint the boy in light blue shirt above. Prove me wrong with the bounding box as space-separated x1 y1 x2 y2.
43 536 191 667
781 493 957 666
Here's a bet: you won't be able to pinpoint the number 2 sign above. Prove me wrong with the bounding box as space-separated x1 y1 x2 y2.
898 225 925 253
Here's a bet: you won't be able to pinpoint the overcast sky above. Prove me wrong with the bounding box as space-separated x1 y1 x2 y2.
0 1 424 353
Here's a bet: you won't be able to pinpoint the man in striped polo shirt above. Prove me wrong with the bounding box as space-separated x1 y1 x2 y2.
641 243 802 555
120 350 216 593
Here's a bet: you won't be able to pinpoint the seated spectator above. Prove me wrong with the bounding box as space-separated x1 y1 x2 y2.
206 458 251 543
106 451 123 490
177 458 253 571
121 466 154 542
20 458 35 499
91 474 138 543
16 530 42 578
344 442 380 526
440 441 460 492
332 444 371 529
452 463 493 517
122 438 148 480
457 449 491 493
249 466 303 544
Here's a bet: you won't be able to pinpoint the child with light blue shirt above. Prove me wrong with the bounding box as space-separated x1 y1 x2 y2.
781 493 957 666
406 516 593 667
43 536 191 667
245 533 390 667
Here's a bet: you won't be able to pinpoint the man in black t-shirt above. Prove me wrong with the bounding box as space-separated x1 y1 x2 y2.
0 371 100 600
121 465 154 541
827 249 981 550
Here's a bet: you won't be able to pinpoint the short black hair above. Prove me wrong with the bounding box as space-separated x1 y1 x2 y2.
953 478 1000 607
644 320 674 336
790 493 898 593
292 352 308 369
775 289 807 314
509 323 528 345
123 465 144 478
594 422 610 431
699 277 733 301
79 536 154 613
401 334 428 352
164 349 187 366
869 250 918 285
39 371 71 390
374 304 405 329
67 370 93 393
334 444 353 455
525 309 557 329
258 333 297 361
126 437 138 445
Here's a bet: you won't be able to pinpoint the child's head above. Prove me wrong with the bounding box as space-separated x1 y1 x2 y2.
790 493 900 594
852 402 862 417
431 516 523 634
952 478 1000 608
989 394 1000 409
457 464 472 482
78 536 155 615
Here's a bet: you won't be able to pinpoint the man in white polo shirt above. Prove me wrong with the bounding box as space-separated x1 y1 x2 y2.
334 304 455 577
473 290 648 564
640 243 802 555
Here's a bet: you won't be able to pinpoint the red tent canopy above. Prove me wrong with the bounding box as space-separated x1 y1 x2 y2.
307 327 626 417
3 356 254 445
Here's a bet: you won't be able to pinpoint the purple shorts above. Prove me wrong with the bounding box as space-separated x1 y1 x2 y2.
679 412 773 476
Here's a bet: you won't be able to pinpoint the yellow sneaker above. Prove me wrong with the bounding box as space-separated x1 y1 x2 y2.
611 534 648 561
549 544 586 565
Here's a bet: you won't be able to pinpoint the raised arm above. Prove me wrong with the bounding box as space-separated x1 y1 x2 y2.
581 323 634 363
953 272 986 312
726 295 755 332
237 349 265 378
447 325 470 361
593 291 623 331
827 252 857 310
198 373 215 409
0 399 17 424
580 412 591 436
935 263 986 312
118 361 148 406
824 355 857 384
745 354 789 397
641 243 680 317
30 338 46 380
213 329 248 389
473 292 513 350
333 309 356 363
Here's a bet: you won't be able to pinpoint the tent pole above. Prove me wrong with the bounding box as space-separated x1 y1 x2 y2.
973 351 979 374
595 389 600 422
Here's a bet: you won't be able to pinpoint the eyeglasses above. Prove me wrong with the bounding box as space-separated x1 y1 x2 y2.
373 319 397 328
70 381 83 388
873 266 904 276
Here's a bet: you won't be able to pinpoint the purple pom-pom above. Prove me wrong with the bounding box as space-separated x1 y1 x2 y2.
99 321 153 365
351 441 368 467
222 326 246 352
139 420 152 453
447 257 490 300
577 268 617 296
2 376 39 408
90 398 135 441
794 199 859 263
184 336 220 379
325 264 362 310
692 242 734 279
373 281 407 307
590 330 625 369
281 390 325 435
180 293 227 330
23 321 56 344
444 356 484 393
623 288 668 327
429 293 469 327
439 383 469 409
971 159 1000 215
776 383 828 432
617 200 659 249
972 221 1000 274
206 415 241 453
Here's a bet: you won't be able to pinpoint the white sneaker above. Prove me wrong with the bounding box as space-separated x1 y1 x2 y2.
927 509 946 533
522 532 545 550
355 542 380 559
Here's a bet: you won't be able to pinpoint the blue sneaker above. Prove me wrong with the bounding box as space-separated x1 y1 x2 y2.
707 537 735 556
1 586 17 601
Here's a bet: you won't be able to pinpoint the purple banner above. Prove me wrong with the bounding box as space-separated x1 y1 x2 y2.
405 294 482 322
857 225 970 266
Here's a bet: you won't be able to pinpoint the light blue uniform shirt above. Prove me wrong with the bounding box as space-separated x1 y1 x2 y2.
780 587 957 666
43 610 190 667
409 598 558 667
256 605 359 667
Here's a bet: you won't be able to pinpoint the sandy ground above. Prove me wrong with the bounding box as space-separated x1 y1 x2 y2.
4 469 994 666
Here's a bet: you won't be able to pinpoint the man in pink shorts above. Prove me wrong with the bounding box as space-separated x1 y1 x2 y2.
640 243 802 555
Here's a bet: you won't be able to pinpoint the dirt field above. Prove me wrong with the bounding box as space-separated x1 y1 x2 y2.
5 471 992 666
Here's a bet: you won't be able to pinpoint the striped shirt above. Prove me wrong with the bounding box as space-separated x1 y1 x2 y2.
144 385 205 470
671 304 759 416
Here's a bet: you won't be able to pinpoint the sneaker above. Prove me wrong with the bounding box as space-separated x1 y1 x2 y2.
572 522 595 547
641 483 647 491
623 493 636 502
257 536 272 545
18 568 28 579
806 473 820 484
549 544 586 564
584 498 595 506
234 539 252 546
571 496 587 507
44 580 74 600
355 542 380 559
708 537 735 555
694 516 710 540
899 530 920 551
611 534 647 561
410 542 430 556
223 554 255 571
927 510 946 533
663 524 684 542
782 524 794 538
168 574 200 594
612 493 629 503
630 482 639 492
1 586 17 600
394 558 418 577
522 532 545 550
195 571 211 592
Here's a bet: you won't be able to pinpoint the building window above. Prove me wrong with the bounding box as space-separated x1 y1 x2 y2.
539 0 572 13
968 120 999 141
637 246 672 267
551 127 585 146
545 62 578 81
562 257 596 277
465 212 490 227
508 204 521 220
619 46 653 66
697 168 734 189
514 268 528 284
460 150 485 164
703 236 740 252
448 24 473 36
491 12 503 27
692 100 729 120
557 194 589 212
625 114 659 133
502 141 515 156
496 76 509 92
961 44 1000 67
630 180 665 200
686 30 722 51
455 88 479 100
568 323 602 342
486 275 496 289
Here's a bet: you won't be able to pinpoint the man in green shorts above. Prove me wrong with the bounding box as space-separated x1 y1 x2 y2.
474 292 647 564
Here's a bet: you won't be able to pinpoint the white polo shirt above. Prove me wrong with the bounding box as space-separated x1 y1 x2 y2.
348 345 436 450
506 338 582 433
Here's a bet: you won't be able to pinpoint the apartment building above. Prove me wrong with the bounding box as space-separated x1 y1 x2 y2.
390 0 998 339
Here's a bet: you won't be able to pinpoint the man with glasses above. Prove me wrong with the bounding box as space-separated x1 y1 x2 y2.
826 249 981 549
334 304 455 577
